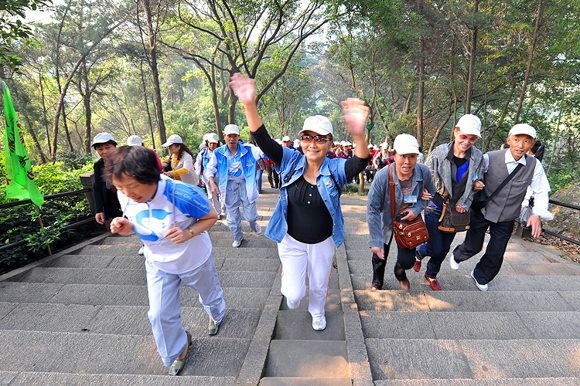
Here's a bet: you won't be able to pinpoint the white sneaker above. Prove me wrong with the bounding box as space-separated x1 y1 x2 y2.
471 270 488 291
138 246 145 255
312 315 327 331
286 298 300 309
449 255 460 270
232 239 243 248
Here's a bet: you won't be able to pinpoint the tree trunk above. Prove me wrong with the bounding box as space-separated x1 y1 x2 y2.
55 2 73 152
484 80 517 151
81 60 93 154
139 60 156 150
465 0 479 114
514 0 544 123
38 70 52 156
416 36 425 148
141 0 167 144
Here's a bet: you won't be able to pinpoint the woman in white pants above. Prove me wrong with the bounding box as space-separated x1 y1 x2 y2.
109 146 225 376
230 73 369 330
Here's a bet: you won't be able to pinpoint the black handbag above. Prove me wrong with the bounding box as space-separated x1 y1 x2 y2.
471 163 523 210
437 195 471 233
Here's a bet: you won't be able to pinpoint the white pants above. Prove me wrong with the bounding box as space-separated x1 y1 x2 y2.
225 179 258 243
278 234 336 319
145 255 226 367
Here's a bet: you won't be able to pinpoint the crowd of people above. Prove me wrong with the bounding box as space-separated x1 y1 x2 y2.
89 73 553 376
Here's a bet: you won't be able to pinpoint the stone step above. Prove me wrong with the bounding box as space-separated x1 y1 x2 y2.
11 267 276 288
0 330 249 377
374 379 580 386
0 303 261 339
359 310 580 340
259 377 352 386
0 282 270 309
366 338 580 380
0 372 236 385
354 290 577 312
75 243 277 256
274 310 345 341
264 340 348 378
351 273 580 292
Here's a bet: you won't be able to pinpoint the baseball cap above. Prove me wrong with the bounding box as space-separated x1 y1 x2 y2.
162 134 184 147
282 135 291 142
509 123 536 139
127 135 143 146
293 139 300 148
206 133 219 144
343 141 352 147
393 134 420 155
299 115 333 136
223 124 240 135
91 132 117 148
456 114 482 137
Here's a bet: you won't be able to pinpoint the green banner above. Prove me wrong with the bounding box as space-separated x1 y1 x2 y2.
3 83 44 207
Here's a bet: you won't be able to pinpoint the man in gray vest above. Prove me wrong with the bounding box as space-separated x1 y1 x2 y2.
450 124 553 291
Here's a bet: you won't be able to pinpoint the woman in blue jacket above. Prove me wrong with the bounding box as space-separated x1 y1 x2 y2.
230 73 369 331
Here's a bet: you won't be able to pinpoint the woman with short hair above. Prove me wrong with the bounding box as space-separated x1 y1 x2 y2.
108 145 225 376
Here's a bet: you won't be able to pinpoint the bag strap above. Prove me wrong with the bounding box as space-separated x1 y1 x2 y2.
487 161 525 201
388 164 396 219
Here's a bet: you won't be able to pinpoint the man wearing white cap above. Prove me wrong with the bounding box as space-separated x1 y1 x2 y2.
91 132 122 225
195 133 224 217
451 123 553 291
282 136 292 148
127 135 143 146
205 124 262 247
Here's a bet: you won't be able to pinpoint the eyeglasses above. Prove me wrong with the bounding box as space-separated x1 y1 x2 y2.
301 134 330 144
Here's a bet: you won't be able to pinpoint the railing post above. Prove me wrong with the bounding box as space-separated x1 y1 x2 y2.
80 172 96 215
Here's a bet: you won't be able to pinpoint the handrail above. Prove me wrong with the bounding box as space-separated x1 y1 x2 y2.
549 199 580 211
0 188 91 209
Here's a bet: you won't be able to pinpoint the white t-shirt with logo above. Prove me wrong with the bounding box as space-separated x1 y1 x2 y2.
118 175 212 274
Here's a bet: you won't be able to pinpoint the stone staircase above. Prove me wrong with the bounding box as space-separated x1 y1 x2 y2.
0 188 578 385
341 195 580 385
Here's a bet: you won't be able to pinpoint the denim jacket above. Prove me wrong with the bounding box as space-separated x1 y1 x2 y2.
205 143 261 203
266 147 348 247
367 163 435 249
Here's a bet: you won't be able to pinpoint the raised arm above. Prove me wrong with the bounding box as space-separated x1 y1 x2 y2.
230 73 263 132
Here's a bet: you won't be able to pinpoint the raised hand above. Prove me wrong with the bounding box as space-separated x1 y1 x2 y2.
341 98 369 137
230 73 257 106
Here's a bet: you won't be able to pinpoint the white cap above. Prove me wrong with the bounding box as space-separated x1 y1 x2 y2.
299 115 333 136
91 132 116 147
162 134 184 147
282 135 291 142
456 114 482 138
206 133 219 143
223 124 240 135
368 144 374 149
393 134 420 155
509 123 536 139
343 141 352 147
127 135 143 146
293 139 300 148
275 138 283 144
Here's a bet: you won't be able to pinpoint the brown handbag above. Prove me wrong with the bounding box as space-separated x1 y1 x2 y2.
388 166 429 249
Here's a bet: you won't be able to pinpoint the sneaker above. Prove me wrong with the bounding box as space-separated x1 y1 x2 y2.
251 223 262 234
138 246 145 255
471 270 488 291
413 257 422 272
286 298 300 309
370 284 382 291
449 255 460 270
424 275 442 291
312 315 326 331
232 239 243 248
208 318 221 336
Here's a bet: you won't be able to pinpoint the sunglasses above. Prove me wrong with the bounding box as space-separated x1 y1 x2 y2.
301 134 331 144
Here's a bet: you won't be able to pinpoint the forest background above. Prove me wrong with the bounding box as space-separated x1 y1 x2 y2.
0 0 578 268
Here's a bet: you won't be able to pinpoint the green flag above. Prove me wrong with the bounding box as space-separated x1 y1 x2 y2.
2 82 44 207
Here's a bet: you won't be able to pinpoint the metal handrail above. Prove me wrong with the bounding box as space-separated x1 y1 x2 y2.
549 199 580 211
0 188 91 210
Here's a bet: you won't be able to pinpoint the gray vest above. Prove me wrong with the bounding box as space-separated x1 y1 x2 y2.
483 149 536 223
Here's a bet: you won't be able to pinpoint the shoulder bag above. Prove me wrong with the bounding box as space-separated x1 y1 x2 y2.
437 191 471 233
389 166 429 249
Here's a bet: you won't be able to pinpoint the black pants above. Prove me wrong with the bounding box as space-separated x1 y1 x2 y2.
372 241 416 289
453 208 514 285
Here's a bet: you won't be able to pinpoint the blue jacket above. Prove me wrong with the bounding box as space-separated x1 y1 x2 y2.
266 147 348 247
205 142 261 203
